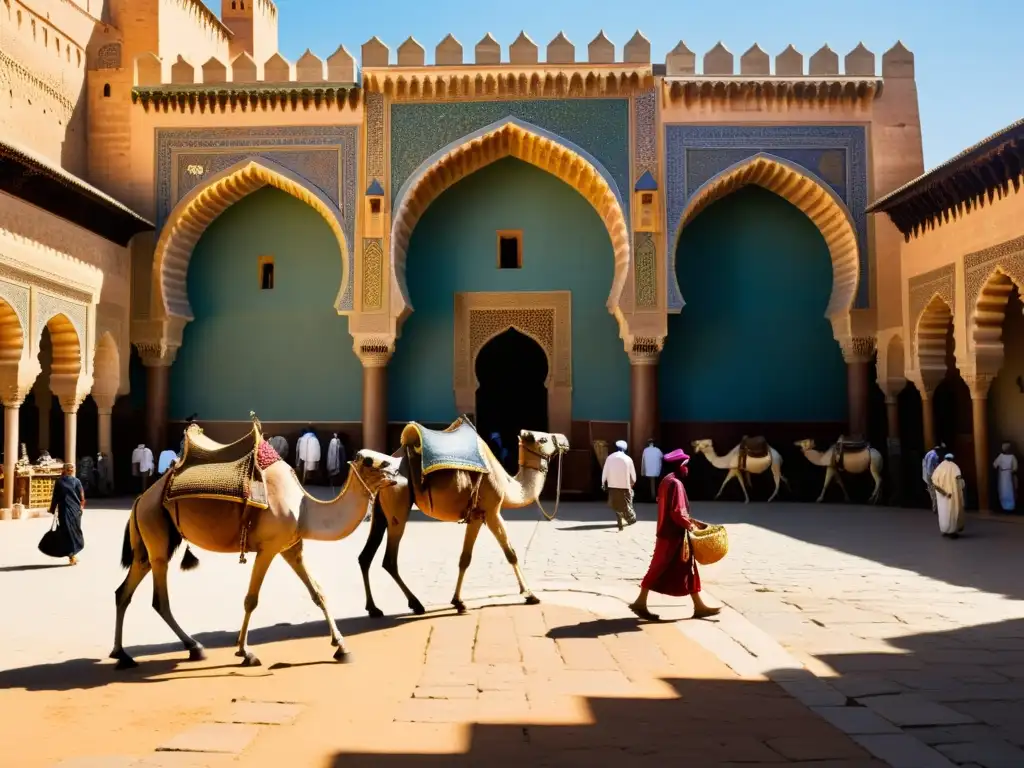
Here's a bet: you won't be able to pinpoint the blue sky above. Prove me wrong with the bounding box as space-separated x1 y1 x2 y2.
256 0 1021 170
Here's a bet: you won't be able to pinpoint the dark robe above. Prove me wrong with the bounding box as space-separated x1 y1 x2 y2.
640 472 700 596
39 475 85 558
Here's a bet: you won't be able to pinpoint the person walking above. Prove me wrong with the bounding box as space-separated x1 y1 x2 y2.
629 448 720 621
39 463 86 566
641 439 664 502
601 439 637 530
932 452 966 538
922 442 945 512
993 442 1018 513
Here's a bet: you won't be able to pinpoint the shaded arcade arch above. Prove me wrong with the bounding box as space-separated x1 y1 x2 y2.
972 267 1023 373
672 153 861 339
474 328 549 464
153 157 352 321
92 331 120 394
40 313 83 382
390 117 630 327
0 297 25 372
914 294 954 378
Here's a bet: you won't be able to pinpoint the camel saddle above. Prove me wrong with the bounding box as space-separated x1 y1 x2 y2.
738 436 770 472
400 415 490 480
164 419 271 509
833 435 870 469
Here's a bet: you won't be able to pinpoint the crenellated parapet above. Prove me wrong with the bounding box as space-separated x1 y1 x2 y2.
662 41 912 109
360 30 655 99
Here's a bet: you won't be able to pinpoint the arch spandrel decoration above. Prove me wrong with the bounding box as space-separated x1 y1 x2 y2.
154 157 352 321
963 234 1024 373
908 264 955 373
671 153 861 340
391 118 630 332
454 291 571 437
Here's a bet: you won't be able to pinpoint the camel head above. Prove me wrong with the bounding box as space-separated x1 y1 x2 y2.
519 430 570 457
691 439 714 455
350 449 402 491
793 439 816 452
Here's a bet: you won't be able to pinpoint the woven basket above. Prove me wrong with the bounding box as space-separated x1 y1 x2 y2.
690 523 729 565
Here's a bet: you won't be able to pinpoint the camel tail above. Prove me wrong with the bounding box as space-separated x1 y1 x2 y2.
120 520 133 569
121 497 150 569
180 546 200 571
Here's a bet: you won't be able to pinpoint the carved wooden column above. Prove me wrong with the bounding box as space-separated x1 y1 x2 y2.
920 388 936 453
966 373 994 511
357 340 394 453
841 337 876 438
2 395 23 512
628 337 663 461
138 345 177 454
879 379 906 504
93 393 115 458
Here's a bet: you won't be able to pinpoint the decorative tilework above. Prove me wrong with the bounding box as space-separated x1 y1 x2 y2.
0 278 29 332
362 238 384 310
390 99 630 217
156 126 358 310
365 93 385 183
632 90 657 179
665 125 869 310
634 232 656 309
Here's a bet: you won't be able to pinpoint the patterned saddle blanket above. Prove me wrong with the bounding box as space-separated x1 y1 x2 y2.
833 436 870 469
400 415 490 479
165 422 279 509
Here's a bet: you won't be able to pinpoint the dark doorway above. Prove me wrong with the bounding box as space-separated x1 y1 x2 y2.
475 328 548 470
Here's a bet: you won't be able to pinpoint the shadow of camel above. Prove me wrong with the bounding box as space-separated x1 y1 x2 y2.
555 522 621 532
0 563 71 573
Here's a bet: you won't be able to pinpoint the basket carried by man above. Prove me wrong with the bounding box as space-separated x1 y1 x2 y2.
689 521 729 565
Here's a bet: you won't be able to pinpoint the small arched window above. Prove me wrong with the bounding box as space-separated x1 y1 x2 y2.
231 0 236 7
103 83 111 98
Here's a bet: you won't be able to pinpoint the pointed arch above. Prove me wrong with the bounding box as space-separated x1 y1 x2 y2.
154 157 351 321
0 297 24 366
972 267 1023 373
92 330 120 394
671 153 861 337
915 294 954 375
390 117 630 326
474 324 554 389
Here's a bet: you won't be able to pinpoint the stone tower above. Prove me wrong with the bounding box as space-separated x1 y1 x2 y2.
221 0 280 64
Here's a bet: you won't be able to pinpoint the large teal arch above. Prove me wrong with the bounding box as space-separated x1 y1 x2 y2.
389 157 629 423
660 186 847 423
170 187 362 421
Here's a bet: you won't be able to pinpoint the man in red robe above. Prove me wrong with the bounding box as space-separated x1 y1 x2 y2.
629 448 721 621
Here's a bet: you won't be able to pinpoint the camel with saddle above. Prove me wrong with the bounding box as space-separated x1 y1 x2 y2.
358 415 569 617
691 436 789 503
795 436 884 504
110 414 400 670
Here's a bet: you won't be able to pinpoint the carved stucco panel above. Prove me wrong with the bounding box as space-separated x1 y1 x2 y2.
0 278 30 335
361 238 384 311
964 234 1024 313
35 292 87 349
633 232 656 309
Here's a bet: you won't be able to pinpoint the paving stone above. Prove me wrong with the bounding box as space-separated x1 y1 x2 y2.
412 684 480 699
853 734 957 768
830 674 907 698
53 759 137 768
811 705 902 735
135 755 234 767
936 739 1024 768
217 700 303 725
766 733 869 761
907 724 1008 745
157 723 261 754
858 693 976 726
776 677 849 707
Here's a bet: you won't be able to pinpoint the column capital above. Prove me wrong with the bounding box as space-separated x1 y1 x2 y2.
134 341 179 367
0 384 31 409
963 372 996 400
839 335 877 364
354 336 395 368
626 335 664 365
92 392 117 413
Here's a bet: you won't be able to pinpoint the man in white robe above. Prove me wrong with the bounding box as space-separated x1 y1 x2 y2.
931 453 966 538
993 442 1018 513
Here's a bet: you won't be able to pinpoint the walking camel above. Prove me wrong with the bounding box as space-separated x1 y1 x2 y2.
358 416 569 617
691 437 789 503
111 420 400 670
794 438 884 504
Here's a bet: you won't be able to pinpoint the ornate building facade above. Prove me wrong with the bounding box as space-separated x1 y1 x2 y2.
17 0 1013 508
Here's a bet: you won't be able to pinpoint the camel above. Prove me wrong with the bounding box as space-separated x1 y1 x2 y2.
110 438 400 670
794 438 884 504
358 424 569 617
691 438 789 503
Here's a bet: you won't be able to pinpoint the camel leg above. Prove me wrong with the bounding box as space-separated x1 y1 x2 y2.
834 471 851 502
817 467 837 503
110 558 151 669
732 469 751 504
451 516 485 614
279 543 351 662
768 463 782 503
382 513 426 615
150 555 206 662
869 457 884 504
485 511 540 606
235 548 276 667
358 499 388 618
713 471 734 500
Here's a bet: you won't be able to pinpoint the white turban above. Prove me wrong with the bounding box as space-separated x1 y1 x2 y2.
615 440 628 452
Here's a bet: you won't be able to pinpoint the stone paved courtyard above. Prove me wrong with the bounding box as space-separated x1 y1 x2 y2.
1 497 1022 766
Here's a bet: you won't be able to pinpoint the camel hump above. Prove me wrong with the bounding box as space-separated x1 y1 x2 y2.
836 435 870 453
400 416 489 479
